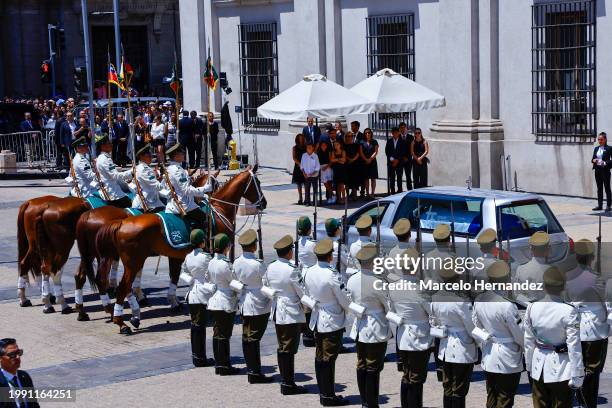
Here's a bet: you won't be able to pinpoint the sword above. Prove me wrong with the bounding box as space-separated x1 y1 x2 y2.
257 211 264 260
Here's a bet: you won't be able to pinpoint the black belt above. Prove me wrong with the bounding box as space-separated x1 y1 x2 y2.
535 340 568 353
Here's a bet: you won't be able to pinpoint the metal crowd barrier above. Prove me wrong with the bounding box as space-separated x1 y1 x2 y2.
0 130 58 169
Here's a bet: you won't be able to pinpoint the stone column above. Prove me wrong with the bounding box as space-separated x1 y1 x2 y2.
294 0 326 78
179 0 207 112
324 0 342 84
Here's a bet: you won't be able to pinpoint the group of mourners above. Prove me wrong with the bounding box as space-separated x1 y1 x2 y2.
176 207 609 408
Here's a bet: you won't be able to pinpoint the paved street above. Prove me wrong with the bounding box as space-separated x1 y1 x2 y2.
1 168 611 407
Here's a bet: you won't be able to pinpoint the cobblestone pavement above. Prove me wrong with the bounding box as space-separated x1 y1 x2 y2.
0 168 611 407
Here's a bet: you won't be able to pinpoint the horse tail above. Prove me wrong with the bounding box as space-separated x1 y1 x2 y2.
96 220 123 261
76 212 98 292
17 201 31 279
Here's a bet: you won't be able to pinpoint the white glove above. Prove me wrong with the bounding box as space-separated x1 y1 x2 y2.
568 375 584 389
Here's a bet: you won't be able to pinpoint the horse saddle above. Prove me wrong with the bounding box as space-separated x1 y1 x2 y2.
155 203 216 249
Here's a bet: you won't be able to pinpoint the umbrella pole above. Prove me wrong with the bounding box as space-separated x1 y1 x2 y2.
386 115 390 196
316 118 322 204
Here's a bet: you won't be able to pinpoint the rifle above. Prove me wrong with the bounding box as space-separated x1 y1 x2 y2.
337 216 345 272
450 201 457 253
131 165 150 212
376 199 382 255
257 211 264 260
294 223 299 267
597 214 602 275
69 153 82 199
313 190 318 240
92 158 111 201
161 164 187 216
495 199 504 260
230 211 236 262
416 197 422 254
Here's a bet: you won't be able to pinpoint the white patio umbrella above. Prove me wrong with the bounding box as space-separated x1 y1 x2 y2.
350 68 445 112
257 74 375 120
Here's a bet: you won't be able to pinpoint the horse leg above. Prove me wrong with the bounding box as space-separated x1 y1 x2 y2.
74 262 89 321
41 274 54 313
112 255 144 335
17 275 31 307
132 269 148 307
107 258 120 298
52 268 73 314
167 258 182 313
96 257 113 316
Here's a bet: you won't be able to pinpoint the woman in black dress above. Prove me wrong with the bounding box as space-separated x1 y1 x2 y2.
330 140 347 205
359 128 379 198
292 133 307 204
411 128 430 188
344 132 360 201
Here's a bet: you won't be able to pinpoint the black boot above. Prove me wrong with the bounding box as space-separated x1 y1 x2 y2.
279 352 307 395
191 325 214 367
413 383 423 408
365 370 380 408
213 338 221 374
443 395 452 408
319 361 348 406
451 396 465 408
582 372 599 408
356 369 367 406
400 382 409 408
216 339 240 375
244 341 273 383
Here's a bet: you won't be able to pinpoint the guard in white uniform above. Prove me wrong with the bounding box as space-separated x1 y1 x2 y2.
266 235 308 395
346 215 373 277
67 136 96 198
130 144 164 212
179 229 215 367
564 239 608 408
516 231 552 302
303 238 352 406
346 243 391 408
207 233 240 375
387 248 432 408
524 266 585 408
472 260 524 408
473 228 499 293
164 144 213 226
233 229 273 384
296 216 317 347
430 260 478 408
94 134 133 207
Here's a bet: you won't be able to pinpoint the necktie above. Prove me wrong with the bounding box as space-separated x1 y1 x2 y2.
8 376 27 407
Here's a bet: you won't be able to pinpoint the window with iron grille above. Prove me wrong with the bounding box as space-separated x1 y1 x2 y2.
366 14 416 136
532 0 596 143
238 22 279 130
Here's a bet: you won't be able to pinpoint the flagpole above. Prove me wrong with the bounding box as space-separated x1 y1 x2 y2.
107 47 112 136
173 53 180 154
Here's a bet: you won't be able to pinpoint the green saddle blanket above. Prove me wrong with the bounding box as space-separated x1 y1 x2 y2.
156 204 216 249
85 194 106 209
125 208 143 216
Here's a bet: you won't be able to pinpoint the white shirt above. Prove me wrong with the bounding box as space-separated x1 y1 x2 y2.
150 122 165 140
207 253 238 312
131 162 164 210
69 152 96 198
164 161 211 213
300 152 320 177
179 248 213 304
389 137 399 161
266 258 306 325
303 261 351 332
96 152 132 200
298 235 317 271
234 251 271 316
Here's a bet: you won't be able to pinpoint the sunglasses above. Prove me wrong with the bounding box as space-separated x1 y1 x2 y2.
4 349 23 359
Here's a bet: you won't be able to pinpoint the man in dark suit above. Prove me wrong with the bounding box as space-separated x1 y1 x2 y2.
54 110 66 169
350 121 364 144
399 122 414 191
60 111 78 158
114 113 130 166
385 127 406 194
19 112 36 133
0 338 39 408
191 111 205 169
302 116 321 147
205 112 220 170
179 110 195 169
592 132 612 211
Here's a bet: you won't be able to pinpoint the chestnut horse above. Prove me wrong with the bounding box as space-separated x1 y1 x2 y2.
17 195 62 306
73 171 218 322
96 166 266 334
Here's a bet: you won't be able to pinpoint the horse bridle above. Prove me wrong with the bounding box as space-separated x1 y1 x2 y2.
209 170 265 208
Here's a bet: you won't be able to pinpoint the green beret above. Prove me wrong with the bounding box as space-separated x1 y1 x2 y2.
238 229 258 247
356 243 377 263
314 238 334 256
392 218 411 237
433 224 451 241
355 215 373 230
543 266 565 287
95 134 110 145
477 228 497 245
71 136 88 148
136 143 152 157
574 239 594 256
529 231 550 247
274 235 294 251
166 143 184 157
325 218 340 235
297 216 312 234
213 233 230 251
190 229 205 246
487 260 510 279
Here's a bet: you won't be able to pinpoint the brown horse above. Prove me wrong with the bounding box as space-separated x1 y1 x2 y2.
96 166 266 334
73 171 219 322
17 195 63 307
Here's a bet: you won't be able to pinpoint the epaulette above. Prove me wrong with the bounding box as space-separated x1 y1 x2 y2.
562 301 577 309
256 258 264 263
288 262 296 268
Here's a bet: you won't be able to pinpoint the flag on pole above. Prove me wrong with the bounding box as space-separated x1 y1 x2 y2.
108 64 123 90
163 62 180 95
203 49 218 89
118 58 134 89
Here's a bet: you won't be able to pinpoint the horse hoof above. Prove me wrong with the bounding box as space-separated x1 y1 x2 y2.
19 299 32 307
130 317 140 329
61 305 74 315
43 306 56 314
138 297 149 308
77 312 90 322
119 326 132 335
49 295 56 305
169 304 183 314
